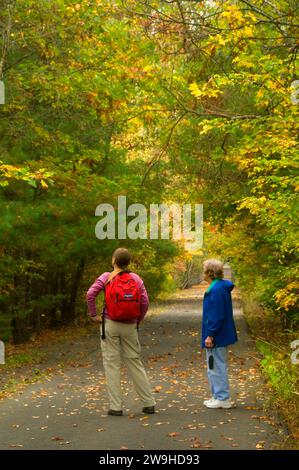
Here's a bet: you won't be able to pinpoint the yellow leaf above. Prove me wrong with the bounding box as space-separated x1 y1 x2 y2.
243 26 254 36
189 82 202 98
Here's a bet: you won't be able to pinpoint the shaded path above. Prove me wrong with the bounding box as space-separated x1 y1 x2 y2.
0 284 284 450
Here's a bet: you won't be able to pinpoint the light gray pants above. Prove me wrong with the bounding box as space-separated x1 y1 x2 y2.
206 347 230 401
100 319 156 411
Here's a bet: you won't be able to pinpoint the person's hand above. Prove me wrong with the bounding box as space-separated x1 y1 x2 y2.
90 315 102 324
205 336 214 348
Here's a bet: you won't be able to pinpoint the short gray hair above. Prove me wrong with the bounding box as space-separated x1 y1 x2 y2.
203 259 224 280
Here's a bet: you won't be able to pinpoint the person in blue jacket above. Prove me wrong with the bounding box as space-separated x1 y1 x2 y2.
201 259 238 409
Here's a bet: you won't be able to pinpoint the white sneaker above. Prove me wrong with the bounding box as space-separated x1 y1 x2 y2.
205 398 234 409
203 397 215 406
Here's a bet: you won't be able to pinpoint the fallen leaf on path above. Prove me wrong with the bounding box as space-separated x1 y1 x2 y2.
51 436 64 441
256 441 265 449
9 444 23 448
191 442 201 448
203 442 213 448
168 432 179 438
190 437 202 448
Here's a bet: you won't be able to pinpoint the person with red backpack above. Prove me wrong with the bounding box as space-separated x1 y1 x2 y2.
86 247 156 416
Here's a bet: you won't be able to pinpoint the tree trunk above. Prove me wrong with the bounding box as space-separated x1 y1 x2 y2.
11 316 31 344
65 258 85 324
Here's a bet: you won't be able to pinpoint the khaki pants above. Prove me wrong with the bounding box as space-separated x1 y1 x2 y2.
100 319 156 411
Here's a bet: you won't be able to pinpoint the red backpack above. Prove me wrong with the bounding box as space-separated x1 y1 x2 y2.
104 271 141 322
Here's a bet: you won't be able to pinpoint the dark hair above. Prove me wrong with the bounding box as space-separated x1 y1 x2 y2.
112 247 131 269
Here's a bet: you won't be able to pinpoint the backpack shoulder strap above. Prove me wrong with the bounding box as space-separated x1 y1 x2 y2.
104 269 129 286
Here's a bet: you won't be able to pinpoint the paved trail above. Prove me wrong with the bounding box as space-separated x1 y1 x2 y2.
0 284 284 450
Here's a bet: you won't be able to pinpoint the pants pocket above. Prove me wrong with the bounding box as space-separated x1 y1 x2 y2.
122 333 141 359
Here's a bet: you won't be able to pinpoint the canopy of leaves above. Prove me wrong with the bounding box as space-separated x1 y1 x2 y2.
0 0 298 341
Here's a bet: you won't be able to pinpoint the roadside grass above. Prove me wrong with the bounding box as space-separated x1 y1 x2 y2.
5 351 46 369
0 368 50 400
0 348 48 399
244 298 299 449
0 324 93 400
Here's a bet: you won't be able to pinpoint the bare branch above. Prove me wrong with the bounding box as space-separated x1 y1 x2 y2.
139 111 188 191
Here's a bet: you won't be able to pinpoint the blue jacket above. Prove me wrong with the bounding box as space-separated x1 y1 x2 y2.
201 279 238 348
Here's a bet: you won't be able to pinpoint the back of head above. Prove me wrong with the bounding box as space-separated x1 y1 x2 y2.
203 259 224 280
112 247 131 270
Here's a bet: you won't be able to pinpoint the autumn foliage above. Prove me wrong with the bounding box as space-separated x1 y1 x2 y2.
0 0 298 342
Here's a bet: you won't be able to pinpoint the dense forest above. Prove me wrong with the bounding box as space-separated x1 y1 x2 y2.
0 0 298 346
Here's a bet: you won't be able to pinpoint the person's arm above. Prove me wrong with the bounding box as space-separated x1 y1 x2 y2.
86 273 109 321
137 278 149 323
206 288 226 340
